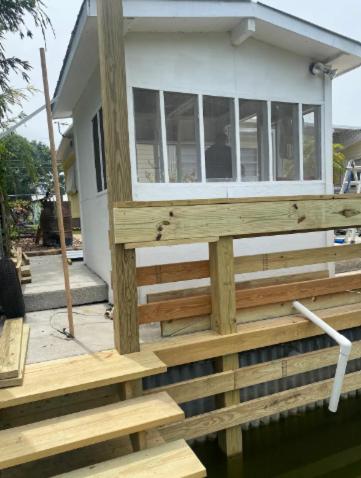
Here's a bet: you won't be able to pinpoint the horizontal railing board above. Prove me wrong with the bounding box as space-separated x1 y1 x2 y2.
144 303 361 366
146 341 361 404
138 272 361 324
159 370 361 442
114 196 361 245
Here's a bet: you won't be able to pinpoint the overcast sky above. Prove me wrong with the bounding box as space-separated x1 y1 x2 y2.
4 0 361 145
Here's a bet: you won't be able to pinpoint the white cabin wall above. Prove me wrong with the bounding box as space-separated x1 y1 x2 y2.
73 68 111 289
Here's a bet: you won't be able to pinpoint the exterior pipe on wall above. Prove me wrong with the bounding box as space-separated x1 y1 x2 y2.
292 300 352 413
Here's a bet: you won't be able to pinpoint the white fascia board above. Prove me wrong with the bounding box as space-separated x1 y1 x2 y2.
231 18 256 46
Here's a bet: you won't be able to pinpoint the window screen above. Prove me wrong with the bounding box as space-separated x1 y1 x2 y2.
303 105 322 180
165 92 201 183
133 88 164 183
239 99 269 181
272 102 300 181
203 96 236 182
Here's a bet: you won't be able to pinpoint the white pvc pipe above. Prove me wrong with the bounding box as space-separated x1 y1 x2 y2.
293 301 352 413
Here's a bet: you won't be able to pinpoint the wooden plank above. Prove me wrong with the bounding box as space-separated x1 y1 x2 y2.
234 243 361 274
115 194 356 208
138 272 361 324
0 325 29 389
0 319 23 380
126 237 218 249
160 370 361 442
0 350 166 410
146 303 361 366
97 0 139 354
53 440 206 478
0 392 184 470
113 196 361 244
137 260 209 287
146 340 361 404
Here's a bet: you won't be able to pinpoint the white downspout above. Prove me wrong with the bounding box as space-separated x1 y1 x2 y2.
293 301 352 413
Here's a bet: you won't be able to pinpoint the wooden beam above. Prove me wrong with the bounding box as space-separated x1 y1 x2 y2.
146 303 361 366
113 196 361 245
209 238 242 456
159 370 361 442
97 0 139 354
0 325 29 389
138 272 361 324
0 319 23 379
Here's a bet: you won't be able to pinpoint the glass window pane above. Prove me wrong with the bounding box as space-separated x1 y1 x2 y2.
271 102 300 181
239 99 269 181
204 95 236 182
303 105 322 180
164 92 201 183
133 88 164 183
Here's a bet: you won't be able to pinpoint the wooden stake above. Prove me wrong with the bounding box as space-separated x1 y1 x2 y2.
40 48 74 337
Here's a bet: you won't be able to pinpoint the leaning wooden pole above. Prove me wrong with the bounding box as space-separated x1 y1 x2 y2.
40 48 75 337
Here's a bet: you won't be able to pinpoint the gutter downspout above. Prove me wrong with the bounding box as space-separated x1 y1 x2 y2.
293 300 352 413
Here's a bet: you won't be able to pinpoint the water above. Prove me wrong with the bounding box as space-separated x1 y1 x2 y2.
193 394 361 477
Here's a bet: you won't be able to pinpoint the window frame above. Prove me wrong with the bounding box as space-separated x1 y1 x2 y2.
92 107 107 194
129 86 324 187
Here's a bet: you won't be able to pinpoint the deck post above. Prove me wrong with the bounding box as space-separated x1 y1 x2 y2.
209 237 243 456
97 0 145 451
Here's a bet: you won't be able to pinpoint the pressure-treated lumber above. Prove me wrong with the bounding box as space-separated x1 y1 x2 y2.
113 196 361 244
0 350 166 410
137 243 361 287
146 339 361 404
145 302 361 366
0 319 23 380
234 242 361 274
0 392 184 470
0 324 29 389
53 440 206 478
138 272 361 324
126 236 218 250
97 0 138 355
160 370 361 442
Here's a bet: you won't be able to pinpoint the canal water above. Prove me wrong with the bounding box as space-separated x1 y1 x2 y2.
193 394 361 477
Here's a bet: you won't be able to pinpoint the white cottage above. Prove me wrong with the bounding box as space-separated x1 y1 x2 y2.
53 0 361 301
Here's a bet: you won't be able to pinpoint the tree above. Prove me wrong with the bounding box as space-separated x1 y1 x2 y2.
0 0 51 127
333 143 346 187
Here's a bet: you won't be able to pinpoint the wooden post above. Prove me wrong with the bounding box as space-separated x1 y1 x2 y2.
40 48 75 338
209 237 242 456
96 0 139 355
97 0 144 451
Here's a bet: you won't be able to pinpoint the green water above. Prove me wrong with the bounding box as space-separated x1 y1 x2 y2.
193 395 361 477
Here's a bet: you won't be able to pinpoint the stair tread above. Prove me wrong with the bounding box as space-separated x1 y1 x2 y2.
53 440 206 478
0 392 184 470
0 350 166 409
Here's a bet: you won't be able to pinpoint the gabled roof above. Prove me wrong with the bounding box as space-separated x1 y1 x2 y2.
53 0 361 118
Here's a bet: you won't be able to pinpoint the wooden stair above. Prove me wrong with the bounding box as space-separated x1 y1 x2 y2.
0 349 166 409
0 392 184 470
53 440 206 478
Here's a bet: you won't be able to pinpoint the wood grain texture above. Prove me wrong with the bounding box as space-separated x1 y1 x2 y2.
53 440 206 478
0 392 184 470
159 370 361 441
138 272 361 324
0 350 166 410
144 339 361 405
0 325 29 389
126 237 218 249
97 0 139 354
113 197 361 244
0 319 23 380
146 303 361 366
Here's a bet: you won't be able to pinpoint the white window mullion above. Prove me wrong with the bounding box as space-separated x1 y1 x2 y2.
198 94 206 183
159 91 169 183
298 103 304 181
267 100 273 181
234 98 241 182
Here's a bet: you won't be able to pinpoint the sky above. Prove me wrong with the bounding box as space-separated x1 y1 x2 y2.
4 0 361 145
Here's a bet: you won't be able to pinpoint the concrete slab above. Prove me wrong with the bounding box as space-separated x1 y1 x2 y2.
23 256 108 312
25 304 161 364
